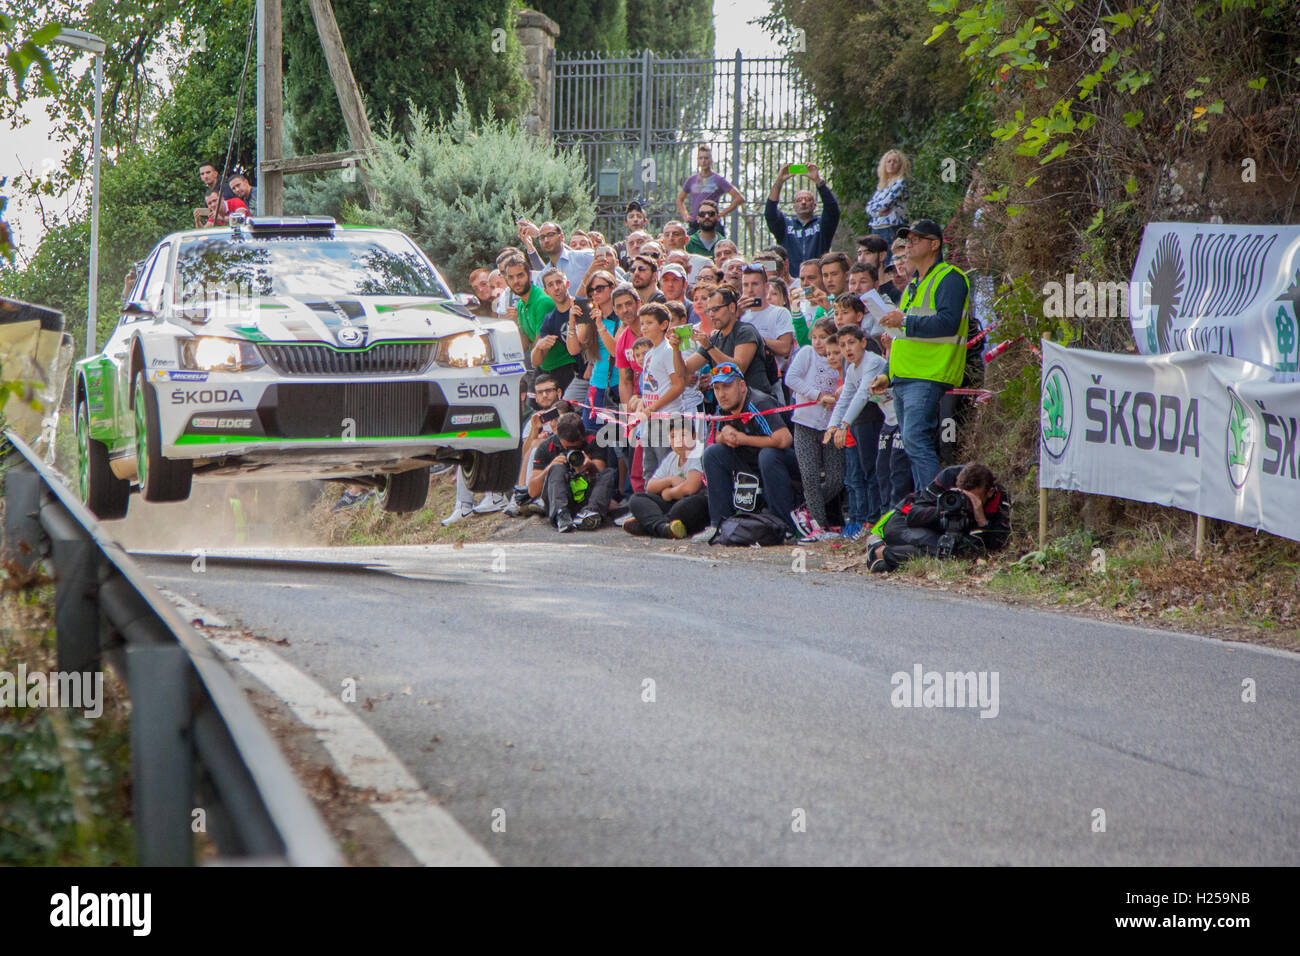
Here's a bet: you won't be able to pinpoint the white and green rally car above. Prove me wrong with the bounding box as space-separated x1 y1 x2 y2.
74 217 526 519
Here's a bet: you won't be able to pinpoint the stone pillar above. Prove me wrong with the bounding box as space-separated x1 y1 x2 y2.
516 9 559 142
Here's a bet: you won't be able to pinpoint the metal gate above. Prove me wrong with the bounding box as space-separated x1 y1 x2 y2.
551 49 823 255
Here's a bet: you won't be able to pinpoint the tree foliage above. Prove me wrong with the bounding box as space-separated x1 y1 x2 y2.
527 1 628 53
926 0 1300 319
626 1 714 55
282 0 530 157
761 0 980 239
339 84 594 290
0 0 259 349
527 0 714 55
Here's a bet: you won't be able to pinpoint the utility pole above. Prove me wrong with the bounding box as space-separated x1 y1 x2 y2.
256 0 284 214
304 0 376 197
256 0 375 202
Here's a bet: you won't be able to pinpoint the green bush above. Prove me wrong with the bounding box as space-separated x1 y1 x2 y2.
337 83 596 290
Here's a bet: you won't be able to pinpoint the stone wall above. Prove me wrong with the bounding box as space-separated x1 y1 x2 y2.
516 10 559 143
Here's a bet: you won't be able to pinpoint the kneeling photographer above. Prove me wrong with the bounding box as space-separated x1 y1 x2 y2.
868 462 1010 572
527 412 617 532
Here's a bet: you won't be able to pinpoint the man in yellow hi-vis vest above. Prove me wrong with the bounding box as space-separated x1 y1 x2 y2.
877 219 969 492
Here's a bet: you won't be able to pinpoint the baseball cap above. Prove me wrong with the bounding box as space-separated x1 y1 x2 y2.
710 362 743 384
661 263 687 280
896 219 943 241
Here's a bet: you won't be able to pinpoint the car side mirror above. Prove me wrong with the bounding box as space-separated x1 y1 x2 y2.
122 300 155 318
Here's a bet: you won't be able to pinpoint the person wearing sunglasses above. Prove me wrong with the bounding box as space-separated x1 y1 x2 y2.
516 217 595 293
680 286 776 400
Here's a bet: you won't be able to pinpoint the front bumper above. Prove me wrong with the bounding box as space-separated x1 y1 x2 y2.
153 365 523 460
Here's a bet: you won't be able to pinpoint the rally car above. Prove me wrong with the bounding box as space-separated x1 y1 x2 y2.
74 216 526 519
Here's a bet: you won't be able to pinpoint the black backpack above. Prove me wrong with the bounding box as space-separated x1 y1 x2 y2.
715 510 790 546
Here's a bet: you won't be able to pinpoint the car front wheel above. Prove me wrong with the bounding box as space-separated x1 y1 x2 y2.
133 371 192 502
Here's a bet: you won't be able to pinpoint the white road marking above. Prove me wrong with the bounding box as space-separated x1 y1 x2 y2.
166 596 496 867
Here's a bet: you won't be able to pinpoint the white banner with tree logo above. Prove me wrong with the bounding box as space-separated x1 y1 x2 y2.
1128 222 1300 382
1039 340 1300 543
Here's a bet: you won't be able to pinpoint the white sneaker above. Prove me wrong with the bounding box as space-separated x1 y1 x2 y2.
473 492 508 514
441 502 474 526
691 525 716 543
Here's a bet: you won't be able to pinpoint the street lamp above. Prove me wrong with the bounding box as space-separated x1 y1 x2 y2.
55 29 107 357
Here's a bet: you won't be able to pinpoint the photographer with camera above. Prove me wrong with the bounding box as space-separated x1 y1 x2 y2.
527 412 617 533
867 462 1011 572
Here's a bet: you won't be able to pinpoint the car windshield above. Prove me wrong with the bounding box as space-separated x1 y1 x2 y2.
173 232 452 304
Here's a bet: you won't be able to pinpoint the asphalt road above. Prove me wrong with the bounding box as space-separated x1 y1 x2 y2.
137 541 1300 866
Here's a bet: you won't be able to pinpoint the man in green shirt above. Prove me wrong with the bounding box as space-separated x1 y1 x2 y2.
502 253 555 348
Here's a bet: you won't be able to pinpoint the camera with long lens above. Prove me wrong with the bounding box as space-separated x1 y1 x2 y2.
936 488 973 559
565 447 590 504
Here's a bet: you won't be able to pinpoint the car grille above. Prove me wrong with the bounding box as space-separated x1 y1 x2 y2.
261 382 437 438
259 342 435 376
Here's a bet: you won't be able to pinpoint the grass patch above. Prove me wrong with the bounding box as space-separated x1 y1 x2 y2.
310 472 508 547
0 569 135 865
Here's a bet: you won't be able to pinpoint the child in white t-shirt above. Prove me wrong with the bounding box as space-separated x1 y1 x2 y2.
625 416 709 539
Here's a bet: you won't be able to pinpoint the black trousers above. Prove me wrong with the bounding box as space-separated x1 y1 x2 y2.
543 464 617 519
628 490 710 537
877 511 985 570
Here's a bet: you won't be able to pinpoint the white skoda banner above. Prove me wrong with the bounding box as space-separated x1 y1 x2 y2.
1039 340 1300 543
1128 222 1300 381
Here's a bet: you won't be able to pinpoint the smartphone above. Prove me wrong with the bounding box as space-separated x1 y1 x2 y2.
788 163 808 175
802 286 814 297
760 260 777 273
538 406 560 424
746 297 764 309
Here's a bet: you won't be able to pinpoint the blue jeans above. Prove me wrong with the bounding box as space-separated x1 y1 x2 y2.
843 442 867 525
893 378 949 492
703 443 801 530
849 410 882 524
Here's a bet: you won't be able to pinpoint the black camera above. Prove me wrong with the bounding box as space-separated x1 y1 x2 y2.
936 489 973 558
566 448 587 471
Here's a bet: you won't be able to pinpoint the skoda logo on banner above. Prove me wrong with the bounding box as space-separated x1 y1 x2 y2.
1225 387 1256 492
337 326 364 347
1041 364 1073 460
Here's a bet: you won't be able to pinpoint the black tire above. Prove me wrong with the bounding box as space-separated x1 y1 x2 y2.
463 446 521 493
132 371 192 502
76 398 130 520
380 466 430 513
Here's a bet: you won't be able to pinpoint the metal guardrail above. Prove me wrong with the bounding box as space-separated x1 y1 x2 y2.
1 430 340 866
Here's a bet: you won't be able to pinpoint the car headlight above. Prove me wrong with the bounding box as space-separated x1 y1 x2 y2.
178 337 265 372
438 332 492 368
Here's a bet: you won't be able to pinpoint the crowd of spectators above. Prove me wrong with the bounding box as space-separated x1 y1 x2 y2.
190 142 1009 567
432 145 1008 568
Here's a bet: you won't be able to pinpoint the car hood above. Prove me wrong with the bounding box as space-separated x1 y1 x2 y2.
190 293 480 346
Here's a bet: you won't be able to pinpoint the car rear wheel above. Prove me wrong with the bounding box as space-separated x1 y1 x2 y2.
463 446 521 493
77 398 130 520
133 371 192 502
380 466 430 513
